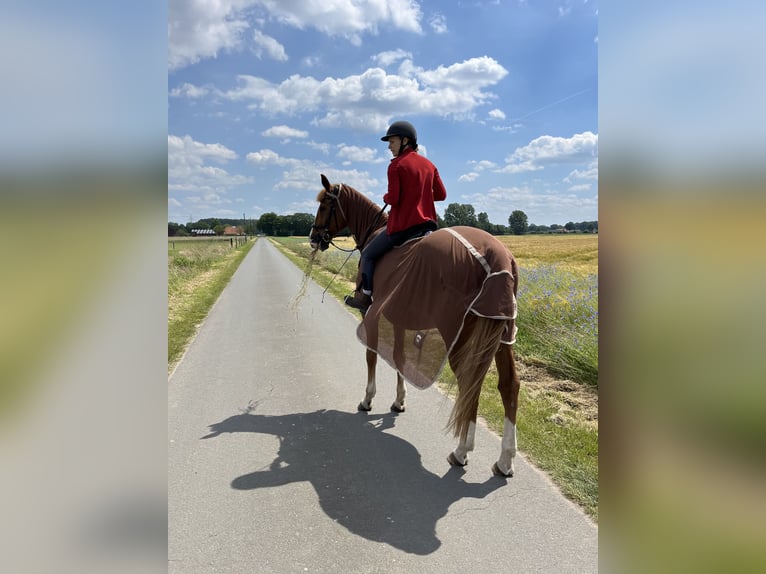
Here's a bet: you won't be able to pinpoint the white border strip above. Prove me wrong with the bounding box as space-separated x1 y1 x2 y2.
444 228 491 275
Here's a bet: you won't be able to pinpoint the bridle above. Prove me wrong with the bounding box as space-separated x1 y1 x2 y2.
310 182 388 300
311 184 349 252
311 183 388 253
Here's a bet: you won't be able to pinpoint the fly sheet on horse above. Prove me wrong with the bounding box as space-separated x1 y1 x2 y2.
358 225 518 389
310 174 522 476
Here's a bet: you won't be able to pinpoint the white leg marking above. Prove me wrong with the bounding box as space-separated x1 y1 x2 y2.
361 372 376 409
393 376 406 409
452 421 477 465
496 418 517 475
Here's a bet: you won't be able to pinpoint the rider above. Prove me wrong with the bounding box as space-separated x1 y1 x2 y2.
344 120 447 314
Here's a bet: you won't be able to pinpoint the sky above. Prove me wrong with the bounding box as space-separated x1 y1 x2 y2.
168 0 598 227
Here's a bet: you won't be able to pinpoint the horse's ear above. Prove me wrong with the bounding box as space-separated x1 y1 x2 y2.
321 173 331 191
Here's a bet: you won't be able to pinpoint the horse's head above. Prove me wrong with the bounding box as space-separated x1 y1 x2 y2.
309 174 347 251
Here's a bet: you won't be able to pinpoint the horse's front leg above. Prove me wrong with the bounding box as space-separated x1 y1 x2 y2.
358 349 377 411
391 372 406 412
492 343 520 477
390 326 406 412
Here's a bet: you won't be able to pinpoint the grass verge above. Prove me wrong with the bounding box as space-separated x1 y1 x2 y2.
168 237 256 373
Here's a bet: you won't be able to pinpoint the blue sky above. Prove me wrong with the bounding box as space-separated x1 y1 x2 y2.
168 0 598 227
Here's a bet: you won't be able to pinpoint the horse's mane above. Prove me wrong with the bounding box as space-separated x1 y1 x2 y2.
316 183 388 225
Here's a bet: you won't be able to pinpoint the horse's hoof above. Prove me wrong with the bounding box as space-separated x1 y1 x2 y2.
390 403 405 413
447 452 467 467
492 462 513 477
357 401 372 412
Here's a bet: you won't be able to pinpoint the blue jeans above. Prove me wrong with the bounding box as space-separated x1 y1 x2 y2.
359 230 393 292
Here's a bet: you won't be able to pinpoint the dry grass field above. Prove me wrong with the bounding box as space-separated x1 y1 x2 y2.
330 233 598 274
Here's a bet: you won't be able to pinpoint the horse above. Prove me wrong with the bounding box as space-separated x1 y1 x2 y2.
309 174 521 477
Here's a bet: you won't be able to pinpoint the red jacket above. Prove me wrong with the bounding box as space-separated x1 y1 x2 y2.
383 148 447 234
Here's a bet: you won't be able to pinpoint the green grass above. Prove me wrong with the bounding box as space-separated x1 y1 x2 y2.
168 237 255 371
271 235 599 520
515 265 598 387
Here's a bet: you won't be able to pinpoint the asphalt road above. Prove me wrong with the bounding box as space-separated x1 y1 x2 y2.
168 238 598 573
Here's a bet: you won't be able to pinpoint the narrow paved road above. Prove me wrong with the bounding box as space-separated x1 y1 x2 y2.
168 239 598 573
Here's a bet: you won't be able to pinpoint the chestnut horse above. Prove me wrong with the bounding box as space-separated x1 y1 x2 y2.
309 174 521 476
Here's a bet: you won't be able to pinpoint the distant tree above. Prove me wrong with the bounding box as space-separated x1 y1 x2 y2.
213 224 226 235
168 222 184 236
290 213 315 236
508 210 528 235
477 212 492 232
436 214 446 228
549 223 561 230
258 212 278 235
274 215 292 236
443 203 477 227
564 221 576 231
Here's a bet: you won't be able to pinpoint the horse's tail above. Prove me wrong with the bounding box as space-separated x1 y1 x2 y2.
511 255 519 297
447 315 507 442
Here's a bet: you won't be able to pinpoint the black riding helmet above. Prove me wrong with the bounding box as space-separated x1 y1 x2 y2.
381 121 418 151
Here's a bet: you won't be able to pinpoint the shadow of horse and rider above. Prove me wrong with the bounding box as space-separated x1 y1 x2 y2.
203 408 507 555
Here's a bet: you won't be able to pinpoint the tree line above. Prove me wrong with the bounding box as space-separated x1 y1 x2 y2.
168 204 597 237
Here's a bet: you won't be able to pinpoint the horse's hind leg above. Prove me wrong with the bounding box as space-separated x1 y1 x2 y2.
358 349 377 411
493 342 520 477
390 327 406 412
446 316 502 468
447 402 479 467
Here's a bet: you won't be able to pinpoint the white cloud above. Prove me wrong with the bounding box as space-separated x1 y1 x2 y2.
492 123 522 133
178 56 509 131
460 159 497 180
567 183 592 192
168 83 213 99
488 108 506 120
306 141 332 154
429 13 448 34
472 160 497 171
262 125 309 139
372 49 412 68
337 145 385 165
168 134 238 165
245 148 295 166
168 134 253 215
169 0 423 70
168 0 254 71
416 56 508 90
499 131 598 173
253 29 288 61
564 160 598 182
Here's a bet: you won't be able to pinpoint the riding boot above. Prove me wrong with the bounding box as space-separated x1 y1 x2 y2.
344 291 372 315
